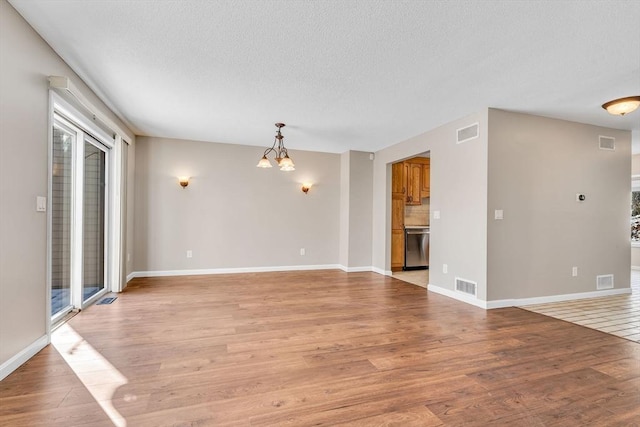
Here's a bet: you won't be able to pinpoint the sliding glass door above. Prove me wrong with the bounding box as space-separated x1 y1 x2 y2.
82 137 108 302
51 112 112 322
51 123 75 318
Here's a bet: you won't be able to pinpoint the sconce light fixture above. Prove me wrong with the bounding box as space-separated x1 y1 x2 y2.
601 96 640 116
256 123 295 171
178 176 190 188
301 183 312 194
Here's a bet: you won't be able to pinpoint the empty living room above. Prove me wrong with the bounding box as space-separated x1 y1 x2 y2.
1 0 639 425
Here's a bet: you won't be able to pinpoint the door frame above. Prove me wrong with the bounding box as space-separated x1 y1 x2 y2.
47 92 122 332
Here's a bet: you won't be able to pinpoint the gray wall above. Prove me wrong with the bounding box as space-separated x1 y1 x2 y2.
0 0 134 368
133 136 341 272
339 152 350 267
372 111 490 298
339 151 374 269
487 109 631 300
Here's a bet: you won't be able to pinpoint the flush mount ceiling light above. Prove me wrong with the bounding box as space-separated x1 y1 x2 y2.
256 123 295 171
601 96 640 116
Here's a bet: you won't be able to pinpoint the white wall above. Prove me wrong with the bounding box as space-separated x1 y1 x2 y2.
372 111 489 299
133 136 341 273
487 109 631 300
0 0 134 373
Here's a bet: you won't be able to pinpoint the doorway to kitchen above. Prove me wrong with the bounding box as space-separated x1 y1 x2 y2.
391 151 430 288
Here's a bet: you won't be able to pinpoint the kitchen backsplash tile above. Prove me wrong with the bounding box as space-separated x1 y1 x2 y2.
405 198 430 226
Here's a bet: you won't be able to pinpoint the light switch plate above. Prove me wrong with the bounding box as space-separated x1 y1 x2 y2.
494 209 504 220
433 210 440 220
36 196 47 212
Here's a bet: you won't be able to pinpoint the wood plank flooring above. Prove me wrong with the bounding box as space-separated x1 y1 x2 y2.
1 270 639 426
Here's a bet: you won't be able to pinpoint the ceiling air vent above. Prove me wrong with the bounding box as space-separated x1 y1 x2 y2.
599 136 615 151
455 277 477 296
457 123 479 144
596 274 614 290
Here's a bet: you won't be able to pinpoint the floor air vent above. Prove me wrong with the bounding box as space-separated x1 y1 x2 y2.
596 274 614 290
455 278 477 296
457 123 479 144
599 136 615 151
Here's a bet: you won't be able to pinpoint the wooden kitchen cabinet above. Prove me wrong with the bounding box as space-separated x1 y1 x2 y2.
421 160 430 197
391 229 404 270
391 162 405 271
392 192 404 231
392 162 404 194
406 162 422 205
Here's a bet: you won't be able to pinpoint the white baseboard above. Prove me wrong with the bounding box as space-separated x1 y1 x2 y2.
427 284 488 309
371 267 391 276
491 287 633 309
0 335 49 381
339 266 374 273
427 284 633 310
126 272 136 282
129 264 344 279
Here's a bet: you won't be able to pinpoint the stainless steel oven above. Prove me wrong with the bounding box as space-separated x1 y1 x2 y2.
404 226 429 270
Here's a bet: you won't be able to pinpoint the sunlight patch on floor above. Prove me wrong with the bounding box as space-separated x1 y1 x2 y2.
52 323 128 427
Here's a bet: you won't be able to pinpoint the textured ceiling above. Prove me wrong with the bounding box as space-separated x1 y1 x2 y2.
8 0 640 153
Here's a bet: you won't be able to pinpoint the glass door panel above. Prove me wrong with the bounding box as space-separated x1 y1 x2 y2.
82 138 107 302
51 124 74 318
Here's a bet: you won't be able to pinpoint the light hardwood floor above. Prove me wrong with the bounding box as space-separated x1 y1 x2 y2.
1 270 639 426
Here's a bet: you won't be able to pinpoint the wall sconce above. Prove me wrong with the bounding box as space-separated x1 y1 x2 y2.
301 183 312 194
178 176 190 188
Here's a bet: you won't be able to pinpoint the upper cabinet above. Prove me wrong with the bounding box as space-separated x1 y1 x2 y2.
399 157 430 205
421 161 430 197
392 162 404 195
405 163 422 205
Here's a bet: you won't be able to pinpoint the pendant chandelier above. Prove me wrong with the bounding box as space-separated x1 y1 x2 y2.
256 123 295 171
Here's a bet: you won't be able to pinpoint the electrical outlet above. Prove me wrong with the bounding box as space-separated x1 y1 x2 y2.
494 209 504 220
433 210 440 220
443 264 448 274
300 248 305 256
127 253 131 263
186 250 193 258
572 266 578 277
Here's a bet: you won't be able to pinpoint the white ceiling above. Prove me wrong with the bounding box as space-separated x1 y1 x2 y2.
8 0 640 153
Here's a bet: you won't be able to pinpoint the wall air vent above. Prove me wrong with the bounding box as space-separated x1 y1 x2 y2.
596 274 614 290
599 136 615 151
455 277 477 296
456 123 479 144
